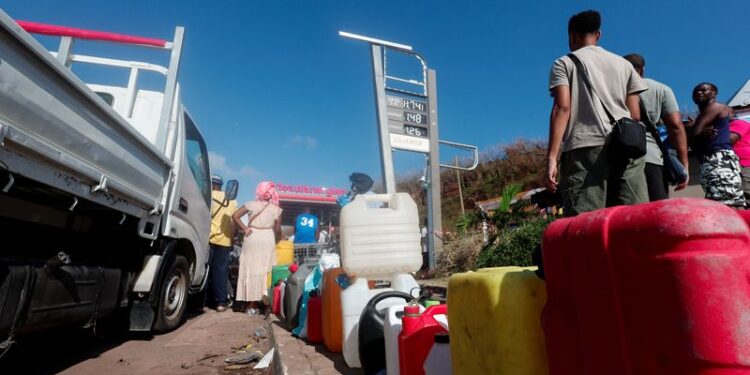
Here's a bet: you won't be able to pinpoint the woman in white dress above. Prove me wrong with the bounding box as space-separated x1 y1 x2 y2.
232 181 282 314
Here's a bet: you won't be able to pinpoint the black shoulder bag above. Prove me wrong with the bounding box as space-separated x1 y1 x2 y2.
567 53 647 160
639 102 688 185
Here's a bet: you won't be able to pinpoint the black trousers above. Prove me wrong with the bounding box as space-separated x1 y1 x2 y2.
645 163 669 201
208 244 232 305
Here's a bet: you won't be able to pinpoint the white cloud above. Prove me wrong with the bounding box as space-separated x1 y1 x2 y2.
208 151 259 178
283 135 317 150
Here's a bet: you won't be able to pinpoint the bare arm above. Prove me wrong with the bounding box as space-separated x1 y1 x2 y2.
626 94 641 122
274 219 282 244
229 203 238 239
661 111 690 190
546 85 571 192
690 104 721 138
232 206 252 237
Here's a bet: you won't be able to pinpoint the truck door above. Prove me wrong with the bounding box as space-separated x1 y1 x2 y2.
171 112 211 286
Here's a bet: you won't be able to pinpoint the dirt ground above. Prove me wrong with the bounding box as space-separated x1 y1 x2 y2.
2 309 274 375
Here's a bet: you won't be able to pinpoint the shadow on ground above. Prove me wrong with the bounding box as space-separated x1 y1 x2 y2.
0 310 204 374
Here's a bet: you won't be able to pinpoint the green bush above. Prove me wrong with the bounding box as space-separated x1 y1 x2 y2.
475 218 551 269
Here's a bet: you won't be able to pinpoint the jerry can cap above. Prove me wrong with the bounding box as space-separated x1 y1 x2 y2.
404 304 420 315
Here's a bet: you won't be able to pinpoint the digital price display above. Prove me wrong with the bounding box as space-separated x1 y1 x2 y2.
403 111 427 125
384 95 430 152
403 124 428 137
387 96 427 113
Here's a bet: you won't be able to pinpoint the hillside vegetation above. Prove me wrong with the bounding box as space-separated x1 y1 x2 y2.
398 138 547 230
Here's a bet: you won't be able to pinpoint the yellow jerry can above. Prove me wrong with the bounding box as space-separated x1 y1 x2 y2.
447 266 548 375
276 240 294 265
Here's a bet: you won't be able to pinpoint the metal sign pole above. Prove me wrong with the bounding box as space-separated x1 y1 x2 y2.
340 32 469 272
426 68 442 269
370 45 397 194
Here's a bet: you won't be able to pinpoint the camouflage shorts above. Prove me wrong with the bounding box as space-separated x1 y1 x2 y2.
700 150 746 208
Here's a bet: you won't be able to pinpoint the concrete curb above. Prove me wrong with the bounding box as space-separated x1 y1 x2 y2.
268 315 362 375
268 316 287 375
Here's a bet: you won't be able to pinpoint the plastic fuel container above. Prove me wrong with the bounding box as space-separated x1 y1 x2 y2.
322 267 346 353
278 280 286 319
359 291 412 375
271 265 291 287
340 193 422 276
399 304 448 375
447 267 548 375
341 274 420 368
543 198 750 375
306 290 323 344
423 333 452 375
272 283 283 315
284 263 314 328
276 240 294 265
385 303 425 375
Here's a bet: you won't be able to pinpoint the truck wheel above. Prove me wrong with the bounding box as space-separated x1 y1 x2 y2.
153 255 189 332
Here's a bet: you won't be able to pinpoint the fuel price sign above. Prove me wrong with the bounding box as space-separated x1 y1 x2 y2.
386 95 430 152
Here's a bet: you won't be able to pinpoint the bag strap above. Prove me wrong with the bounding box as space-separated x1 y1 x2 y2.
211 197 229 219
567 53 616 125
638 100 673 159
247 202 270 227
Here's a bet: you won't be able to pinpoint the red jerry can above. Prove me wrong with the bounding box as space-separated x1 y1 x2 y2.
398 303 448 375
542 198 750 375
306 290 323 344
737 210 750 228
272 283 283 315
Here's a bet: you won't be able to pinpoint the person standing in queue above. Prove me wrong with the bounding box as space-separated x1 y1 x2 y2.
546 10 649 217
232 181 283 315
294 207 319 245
208 175 237 312
623 53 689 200
729 117 750 200
688 83 746 208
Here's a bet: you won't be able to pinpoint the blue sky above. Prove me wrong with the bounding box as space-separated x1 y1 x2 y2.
4 1 750 204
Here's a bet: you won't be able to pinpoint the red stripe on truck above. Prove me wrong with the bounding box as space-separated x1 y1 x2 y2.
17 21 168 48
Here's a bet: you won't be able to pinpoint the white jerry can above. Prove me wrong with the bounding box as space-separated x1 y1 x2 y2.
340 193 423 276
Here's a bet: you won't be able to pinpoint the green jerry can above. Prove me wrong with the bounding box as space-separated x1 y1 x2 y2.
267 265 292 306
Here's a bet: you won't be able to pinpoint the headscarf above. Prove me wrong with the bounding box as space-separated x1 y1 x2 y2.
256 181 279 206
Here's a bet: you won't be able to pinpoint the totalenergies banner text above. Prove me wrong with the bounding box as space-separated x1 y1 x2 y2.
275 184 347 197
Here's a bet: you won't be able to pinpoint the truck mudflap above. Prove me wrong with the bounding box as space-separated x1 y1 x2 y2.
0 261 124 341
0 264 34 353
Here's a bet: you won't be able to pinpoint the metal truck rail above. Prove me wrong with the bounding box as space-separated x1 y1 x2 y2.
0 10 179 227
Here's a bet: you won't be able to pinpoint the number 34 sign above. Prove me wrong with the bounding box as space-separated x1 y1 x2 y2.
299 216 316 228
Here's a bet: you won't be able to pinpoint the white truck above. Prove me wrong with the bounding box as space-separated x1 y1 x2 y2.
0 9 231 346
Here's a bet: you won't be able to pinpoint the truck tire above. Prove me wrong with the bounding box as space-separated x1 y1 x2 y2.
153 255 189 332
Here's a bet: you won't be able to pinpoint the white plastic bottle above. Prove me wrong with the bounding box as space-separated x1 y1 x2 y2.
423 333 452 375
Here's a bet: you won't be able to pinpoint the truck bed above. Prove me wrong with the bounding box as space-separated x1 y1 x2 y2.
0 11 171 218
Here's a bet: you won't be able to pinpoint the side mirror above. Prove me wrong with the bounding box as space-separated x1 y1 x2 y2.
224 180 239 201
